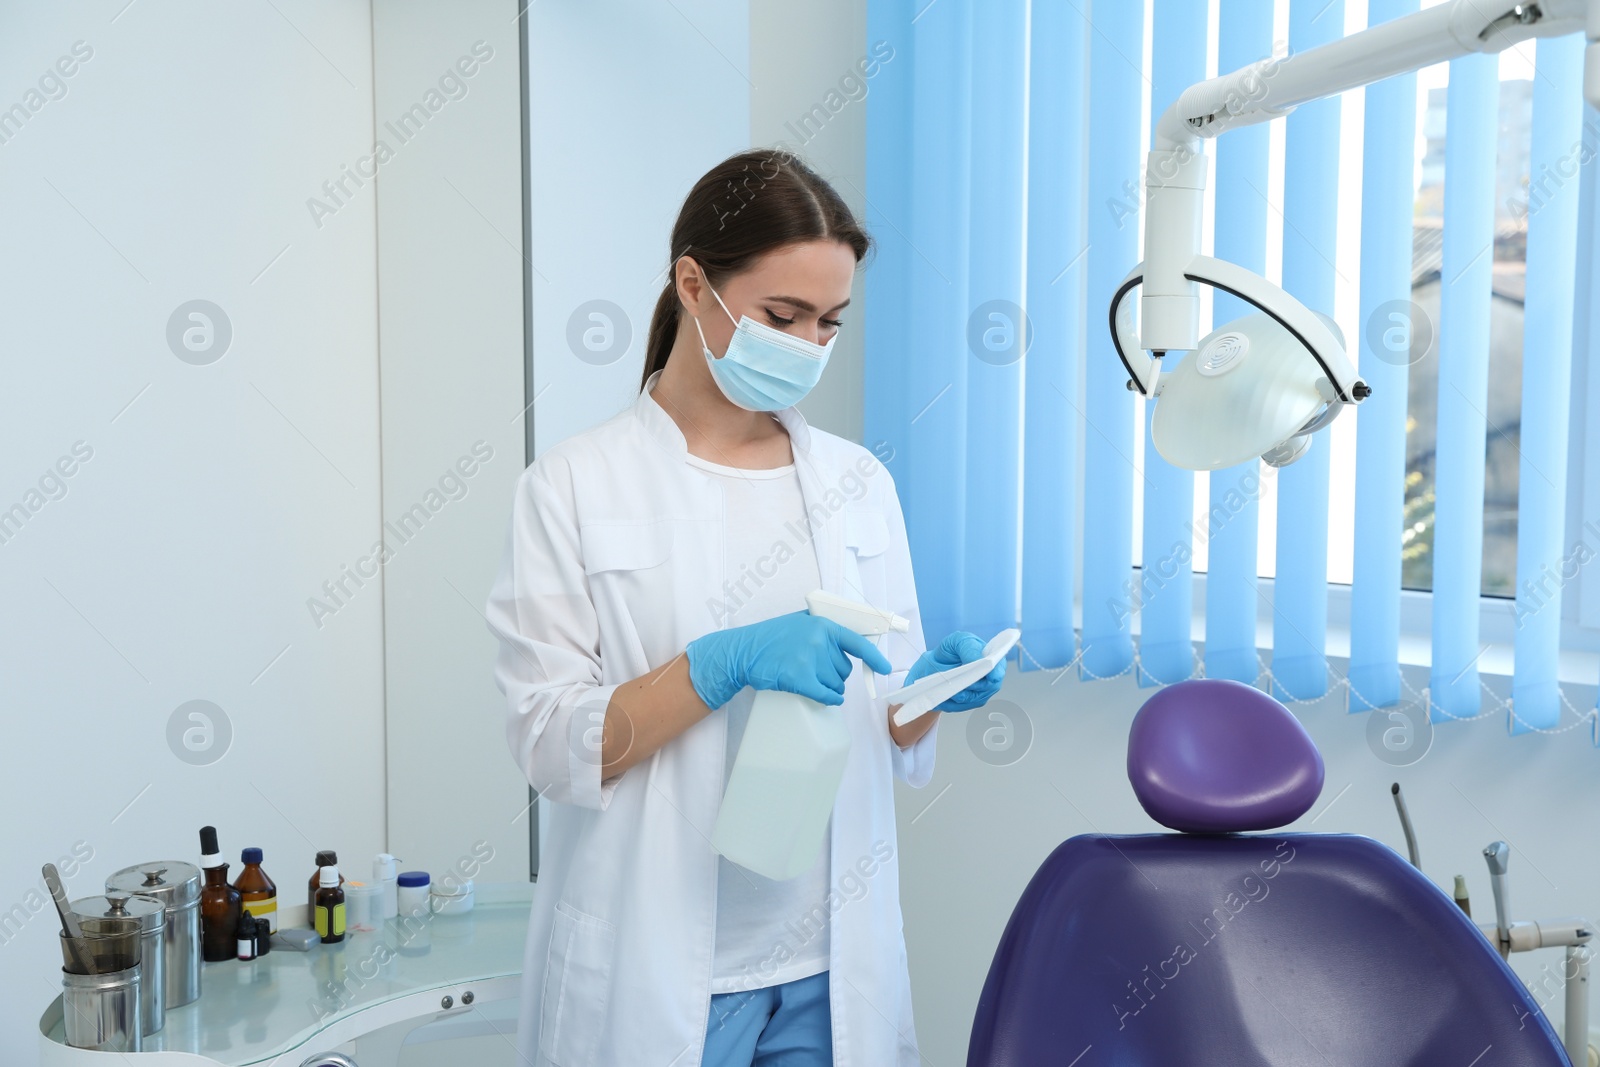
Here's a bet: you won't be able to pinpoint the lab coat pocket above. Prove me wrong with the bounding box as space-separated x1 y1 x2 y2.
580 519 677 668
843 505 891 607
580 519 675 574
539 900 616 1067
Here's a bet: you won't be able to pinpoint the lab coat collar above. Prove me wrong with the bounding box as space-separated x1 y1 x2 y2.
635 369 814 458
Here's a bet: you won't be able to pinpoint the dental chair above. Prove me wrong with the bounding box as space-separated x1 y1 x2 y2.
967 678 1571 1066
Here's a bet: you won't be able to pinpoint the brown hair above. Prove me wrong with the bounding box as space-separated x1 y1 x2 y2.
640 148 872 390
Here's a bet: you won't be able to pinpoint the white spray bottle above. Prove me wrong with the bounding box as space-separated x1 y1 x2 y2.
711 590 910 880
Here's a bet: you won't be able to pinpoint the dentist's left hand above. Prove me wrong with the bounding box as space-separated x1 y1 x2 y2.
903 632 1006 712
685 610 894 710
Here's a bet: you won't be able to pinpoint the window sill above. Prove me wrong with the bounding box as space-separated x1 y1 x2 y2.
1101 573 1600 689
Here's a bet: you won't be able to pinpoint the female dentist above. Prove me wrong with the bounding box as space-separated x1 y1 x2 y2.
486 149 1006 1067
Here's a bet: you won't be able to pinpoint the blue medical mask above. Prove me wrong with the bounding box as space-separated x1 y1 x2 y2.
693 284 835 411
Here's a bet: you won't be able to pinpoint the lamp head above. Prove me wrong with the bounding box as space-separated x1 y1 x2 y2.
1109 256 1366 472
1151 311 1346 471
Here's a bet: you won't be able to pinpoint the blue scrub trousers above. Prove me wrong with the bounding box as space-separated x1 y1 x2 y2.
703 969 832 1065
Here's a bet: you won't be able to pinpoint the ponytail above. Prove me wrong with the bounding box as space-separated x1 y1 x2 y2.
641 278 681 388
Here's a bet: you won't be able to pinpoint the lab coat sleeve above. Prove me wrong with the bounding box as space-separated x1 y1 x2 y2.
878 466 939 789
486 458 623 812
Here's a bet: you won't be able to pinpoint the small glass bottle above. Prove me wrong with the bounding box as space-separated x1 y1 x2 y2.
307 850 343 923
235 907 258 961
199 825 243 962
314 865 346 944
255 915 272 955
235 847 278 934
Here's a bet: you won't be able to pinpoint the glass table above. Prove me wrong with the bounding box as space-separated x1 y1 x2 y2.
40 883 533 1066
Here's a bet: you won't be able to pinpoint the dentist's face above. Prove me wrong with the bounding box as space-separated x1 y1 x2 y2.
680 238 856 359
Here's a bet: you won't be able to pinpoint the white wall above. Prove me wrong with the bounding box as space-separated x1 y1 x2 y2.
523 0 752 460
895 662 1600 1062
371 0 530 895
520 0 872 454
0 1 385 1061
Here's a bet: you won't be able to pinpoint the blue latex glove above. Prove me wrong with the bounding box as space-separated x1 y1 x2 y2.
903 632 1006 712
686 610 895 710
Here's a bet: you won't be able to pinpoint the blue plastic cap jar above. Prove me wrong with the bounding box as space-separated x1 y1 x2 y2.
396 871 431 919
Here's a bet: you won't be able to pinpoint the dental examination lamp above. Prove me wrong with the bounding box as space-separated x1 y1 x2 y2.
1113 0 1600 471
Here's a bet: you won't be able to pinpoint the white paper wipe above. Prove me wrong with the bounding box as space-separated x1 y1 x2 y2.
886 628 1020 726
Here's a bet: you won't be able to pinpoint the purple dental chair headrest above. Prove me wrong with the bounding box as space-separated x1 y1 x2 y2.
1127 677 1324 832
967 678 1570 1066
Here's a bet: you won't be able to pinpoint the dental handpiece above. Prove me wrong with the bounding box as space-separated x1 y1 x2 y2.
1482 841 1511 951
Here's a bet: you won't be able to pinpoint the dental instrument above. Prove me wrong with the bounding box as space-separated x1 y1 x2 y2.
1112 0 1600 470
1479 840 1595 1065
1390 782 1421 870
44 864 92 976
1484 840 1513 954
1453 874 1472 918
1379 786 1588 1061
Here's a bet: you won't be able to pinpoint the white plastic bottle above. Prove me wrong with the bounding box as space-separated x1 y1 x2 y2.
711 590 910 880
373 853 399 921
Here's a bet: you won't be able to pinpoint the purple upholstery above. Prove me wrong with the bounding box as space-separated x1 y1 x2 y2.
1128 678 1324 832
967 834 1569 1065
967 681 1569 1066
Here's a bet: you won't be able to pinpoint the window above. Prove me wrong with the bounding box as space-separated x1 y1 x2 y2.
1143 28 1540 600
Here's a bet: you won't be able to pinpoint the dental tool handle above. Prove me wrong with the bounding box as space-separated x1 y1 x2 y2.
1483 841 1511 951
1390 783 1421 870
1565 942 1590 1067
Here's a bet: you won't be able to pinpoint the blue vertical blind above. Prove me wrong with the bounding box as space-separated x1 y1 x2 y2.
864 0 1595 736
1271 0 1342 702
1206 0 1274 687
1511 38 1584 730
1138 0 1205 687
1430 51 1498 720
1348 0 1419 712
965 0 1027 642
1019 0 1087 669
865 0 972 645
1574 86 1600 739
1078 0 1143 679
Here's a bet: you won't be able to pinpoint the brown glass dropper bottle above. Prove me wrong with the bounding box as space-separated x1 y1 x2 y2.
198 825 242 962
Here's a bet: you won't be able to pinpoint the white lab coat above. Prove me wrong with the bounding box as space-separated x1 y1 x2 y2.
485 372 939 1067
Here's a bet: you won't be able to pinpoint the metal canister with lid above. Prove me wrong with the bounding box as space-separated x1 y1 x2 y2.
70 891 166 1035
106 862 201 1008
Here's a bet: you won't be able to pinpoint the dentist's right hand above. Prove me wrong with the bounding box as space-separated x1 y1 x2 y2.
686 610 894 710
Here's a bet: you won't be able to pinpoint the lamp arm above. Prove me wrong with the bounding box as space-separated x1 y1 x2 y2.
1138 0 1592 357
1153 0 1587 154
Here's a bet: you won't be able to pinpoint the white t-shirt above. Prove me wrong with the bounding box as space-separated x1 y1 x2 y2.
686 451 832 994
